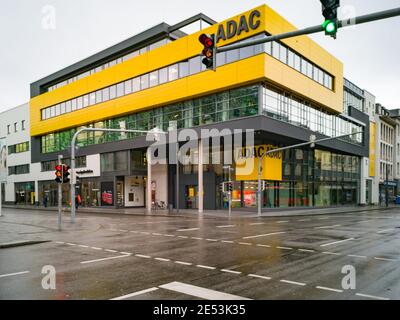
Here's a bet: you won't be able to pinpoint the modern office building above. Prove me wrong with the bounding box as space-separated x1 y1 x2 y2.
29 5 369 212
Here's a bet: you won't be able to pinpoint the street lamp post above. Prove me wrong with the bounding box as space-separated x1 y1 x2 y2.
256 131 363 216
70 127 166 223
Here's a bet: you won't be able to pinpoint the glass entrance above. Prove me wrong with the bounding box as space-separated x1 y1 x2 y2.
116 180 124 207
185 185 198 209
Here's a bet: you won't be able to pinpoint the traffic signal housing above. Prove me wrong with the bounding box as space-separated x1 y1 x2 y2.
228 182 233 192
62 165 71 184
55 165 63 183
320 0 340 38
199 33 216 71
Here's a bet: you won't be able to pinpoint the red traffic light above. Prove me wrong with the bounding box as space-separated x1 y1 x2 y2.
199 34 214 48
55 165 62 171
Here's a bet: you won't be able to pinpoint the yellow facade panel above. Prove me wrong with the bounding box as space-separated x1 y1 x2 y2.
369 122 376 177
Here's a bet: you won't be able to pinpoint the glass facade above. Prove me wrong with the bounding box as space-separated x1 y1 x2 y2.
15 182 35 205
263 85 364 145
225 148 360 209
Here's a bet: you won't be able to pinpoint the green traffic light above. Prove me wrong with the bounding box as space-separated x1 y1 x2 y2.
323 19 337 34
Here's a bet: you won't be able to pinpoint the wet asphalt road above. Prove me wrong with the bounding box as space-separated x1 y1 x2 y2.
0 207 399 300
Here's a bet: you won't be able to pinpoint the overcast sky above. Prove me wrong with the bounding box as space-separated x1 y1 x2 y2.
0 0 399 113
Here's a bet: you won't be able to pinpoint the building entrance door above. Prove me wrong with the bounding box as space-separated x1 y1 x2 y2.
116 179 124 208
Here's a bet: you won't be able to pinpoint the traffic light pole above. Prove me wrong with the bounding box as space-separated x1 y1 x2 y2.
216 7 400 53
70 127 166 223
57 154 63 231
256 131 363 216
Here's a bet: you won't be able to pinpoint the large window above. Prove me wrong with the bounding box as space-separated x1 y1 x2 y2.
8 164 30 175
101 151 128 172
8 141 29 154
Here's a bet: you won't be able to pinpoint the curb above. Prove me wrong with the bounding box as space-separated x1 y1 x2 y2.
0 240 50 249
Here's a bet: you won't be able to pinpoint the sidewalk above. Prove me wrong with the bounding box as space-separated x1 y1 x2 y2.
2 204 395 219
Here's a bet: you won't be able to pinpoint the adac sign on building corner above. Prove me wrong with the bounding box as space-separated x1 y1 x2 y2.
215 9 262 44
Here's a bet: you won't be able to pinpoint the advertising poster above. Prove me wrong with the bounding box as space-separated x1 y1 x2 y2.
101 181 114 206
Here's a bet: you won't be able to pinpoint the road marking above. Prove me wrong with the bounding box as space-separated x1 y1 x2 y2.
159 282 251 300
374 257 397 262
0 271 30 278
55 241 65 244
356 293 389 300
348 254 367 259
177 236 189 239
322 252 341 256
66 243 76 246
196 265 216 270
155 258 171 262
316 286 343 293
256 244 271 248
249 223 265 226
277 221 289 224
175 261 193 266
164 234 175 237
221 269 242 275
277 246 293 250
238 242 252 246
318 217 330 220
299 249 315 253
130 230 138 233
320 238 355 247
152 233 163 236
91 247 103 251
248 274 272 280
206 239 218 242
81 254 131 264
177 228 200 232
135 254 151 259
217 225 236 228
191 237 203 240
377 229 395 234
315 224 342 229
78 245 89 248
105 249 118 253
298 219 310 222
120 252 132 255
280 280 306 286
222 240 235 244
110 287 159 300
243 232 286 239
140 232 150 235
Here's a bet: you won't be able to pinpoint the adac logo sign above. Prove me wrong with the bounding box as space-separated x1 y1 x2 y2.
216 9 262 43
235 144 283 182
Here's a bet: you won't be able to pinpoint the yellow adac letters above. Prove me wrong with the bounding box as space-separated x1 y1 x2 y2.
235 145 283 181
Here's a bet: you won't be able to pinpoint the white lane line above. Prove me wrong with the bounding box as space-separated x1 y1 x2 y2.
206 239 218 242
155 258 171 262
164 234 175 237
277 221 289 224
318 217 330 220
322 252 341 256
191 237 203 240
277 246 293 250
159 282 251 300
140 232 150 235
256 244 271 248
81 254 131 264
196 265 216 270
243 232 286 239
299 249 315 253
135 254 152 259
280 280 306 286
91 247 103 251
377 229 395 234
105 249 118 253
315 224 342 229
130 231 138 233
110 287 159 300
356 293 390 300
222 240 235 244
174 261 193 266
177 236 189 239
0 271 30 278
55 241 65 244
238 242 252 246
221 269 242 275
320 238 355 247
374 257 397 262
66 243 76 246
248 274 272 280
298 219 310 222
120 252 132 255
348 254 367 259
217 225 236 228
249 223 265 226
177 228 200 232
78 245 89 248
152 233 163 236
316 286 343 293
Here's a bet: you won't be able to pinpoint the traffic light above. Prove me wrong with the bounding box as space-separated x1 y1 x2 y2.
320 0 340 38
199 33 216 70
228 182 233 192
55 165 63 183
62 165 71 184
